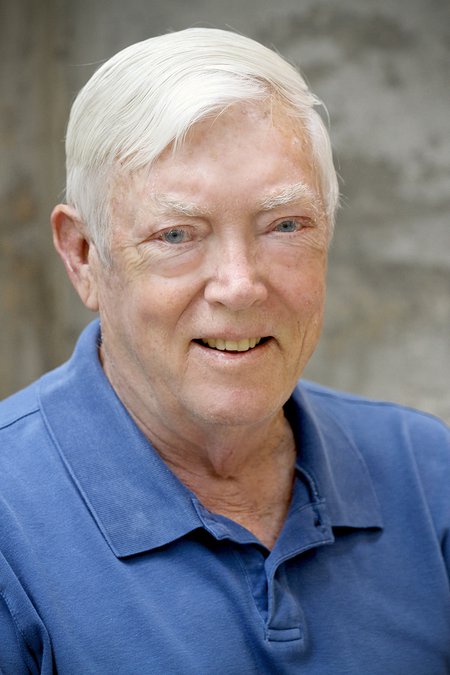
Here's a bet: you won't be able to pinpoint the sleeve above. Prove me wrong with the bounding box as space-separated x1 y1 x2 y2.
0 550 54 675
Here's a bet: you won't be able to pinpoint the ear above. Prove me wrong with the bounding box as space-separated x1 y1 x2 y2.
51 204 100 311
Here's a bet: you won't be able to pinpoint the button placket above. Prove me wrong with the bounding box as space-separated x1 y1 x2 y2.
263 501 334 643
265 561 305 643
235 545 270 623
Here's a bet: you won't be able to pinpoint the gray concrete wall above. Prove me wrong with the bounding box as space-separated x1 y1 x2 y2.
1 0 449 422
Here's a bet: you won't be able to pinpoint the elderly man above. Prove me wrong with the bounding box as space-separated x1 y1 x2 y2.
0 28 449 674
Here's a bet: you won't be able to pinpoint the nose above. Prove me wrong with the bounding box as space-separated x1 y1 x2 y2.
204 240 268 311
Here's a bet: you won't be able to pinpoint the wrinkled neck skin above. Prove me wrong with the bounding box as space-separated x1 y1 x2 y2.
100 343 297 549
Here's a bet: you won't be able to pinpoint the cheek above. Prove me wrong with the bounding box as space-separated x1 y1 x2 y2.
282 262 326 315
116 278 194 339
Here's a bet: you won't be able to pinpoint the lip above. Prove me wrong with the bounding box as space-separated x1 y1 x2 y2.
194 333 271 342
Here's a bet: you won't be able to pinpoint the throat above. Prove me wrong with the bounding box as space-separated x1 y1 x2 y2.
167 422 297 549
199 486 295 550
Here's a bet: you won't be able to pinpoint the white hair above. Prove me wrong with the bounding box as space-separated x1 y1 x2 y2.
65 27 339 261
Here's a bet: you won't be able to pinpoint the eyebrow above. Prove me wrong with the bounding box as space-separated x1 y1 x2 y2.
258 182 321 212
148 181 322 218
149 194 212 218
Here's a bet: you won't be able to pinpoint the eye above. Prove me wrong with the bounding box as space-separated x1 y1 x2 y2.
160 228 190 244
273 219 303 233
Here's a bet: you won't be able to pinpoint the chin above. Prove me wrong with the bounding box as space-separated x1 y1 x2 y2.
188 389 286 429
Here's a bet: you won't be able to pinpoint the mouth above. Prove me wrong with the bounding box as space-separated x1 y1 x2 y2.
193 337 272 353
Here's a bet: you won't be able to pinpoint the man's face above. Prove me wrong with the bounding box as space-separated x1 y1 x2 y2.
93 102 329 433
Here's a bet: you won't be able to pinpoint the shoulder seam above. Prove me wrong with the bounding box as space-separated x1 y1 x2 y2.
0 408 40 431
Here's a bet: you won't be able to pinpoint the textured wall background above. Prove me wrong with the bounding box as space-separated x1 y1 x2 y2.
1 0 449 422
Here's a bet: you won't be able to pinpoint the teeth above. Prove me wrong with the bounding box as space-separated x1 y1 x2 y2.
201 337 262 352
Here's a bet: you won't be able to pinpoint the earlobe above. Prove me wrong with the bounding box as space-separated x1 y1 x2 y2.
51 204 100 311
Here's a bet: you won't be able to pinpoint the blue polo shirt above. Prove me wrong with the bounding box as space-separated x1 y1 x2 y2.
0 321 449 674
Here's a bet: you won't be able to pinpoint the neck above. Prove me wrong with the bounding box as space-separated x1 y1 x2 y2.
136 408 297 549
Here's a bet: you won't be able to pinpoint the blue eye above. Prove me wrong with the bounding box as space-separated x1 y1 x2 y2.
274 219 300 233
162 228 188 244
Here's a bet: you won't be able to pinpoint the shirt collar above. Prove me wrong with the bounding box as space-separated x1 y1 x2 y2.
39 320 382 559
286 386 383 529
39 320 203 558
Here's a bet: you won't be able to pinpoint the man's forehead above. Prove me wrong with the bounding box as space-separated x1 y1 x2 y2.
152 98 310 164
113 100 324 220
